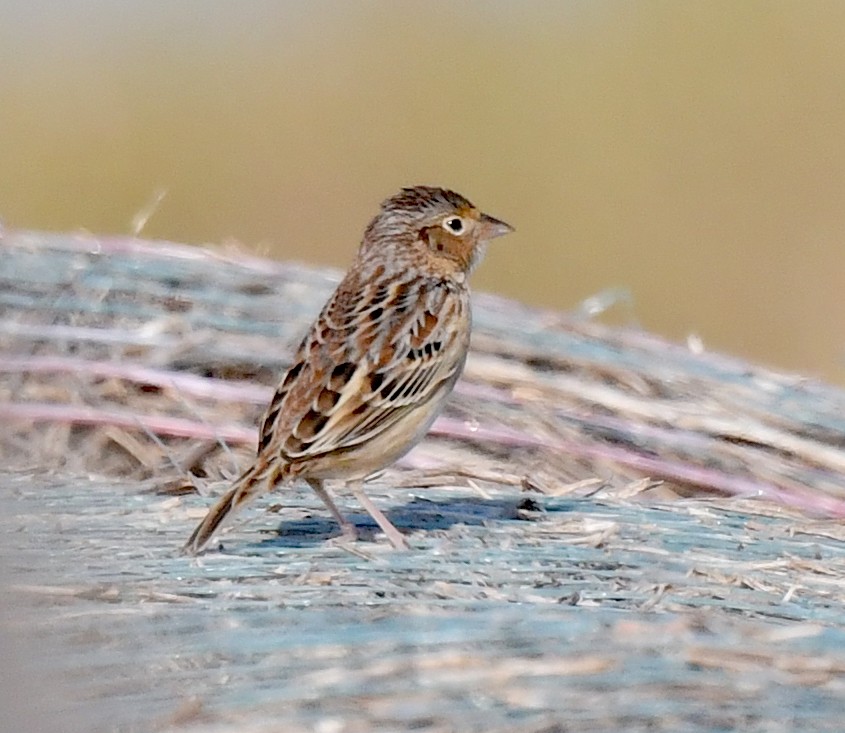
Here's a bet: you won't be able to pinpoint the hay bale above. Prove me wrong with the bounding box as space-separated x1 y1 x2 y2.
2 229 845 731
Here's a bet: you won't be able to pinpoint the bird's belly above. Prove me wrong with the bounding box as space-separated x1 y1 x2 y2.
302 385 450 481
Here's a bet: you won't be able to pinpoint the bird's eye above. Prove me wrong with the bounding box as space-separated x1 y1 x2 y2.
443 217 465 234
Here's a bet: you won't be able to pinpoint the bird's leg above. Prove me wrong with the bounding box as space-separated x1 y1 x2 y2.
305 478 358 541
349 480 410 550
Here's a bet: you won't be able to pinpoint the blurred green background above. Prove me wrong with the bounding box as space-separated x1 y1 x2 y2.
1 2 843 384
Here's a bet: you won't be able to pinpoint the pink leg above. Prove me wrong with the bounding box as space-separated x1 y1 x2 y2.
306 478 359 540
349 481 410 550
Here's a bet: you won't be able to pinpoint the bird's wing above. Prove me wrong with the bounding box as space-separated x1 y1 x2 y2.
257 269 469 464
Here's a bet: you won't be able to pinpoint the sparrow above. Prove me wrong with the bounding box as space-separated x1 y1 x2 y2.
183 186 512 553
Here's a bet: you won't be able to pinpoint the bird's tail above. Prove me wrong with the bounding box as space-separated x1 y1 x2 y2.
182 461 279 555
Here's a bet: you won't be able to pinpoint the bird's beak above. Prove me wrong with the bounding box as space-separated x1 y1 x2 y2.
478 213 514 240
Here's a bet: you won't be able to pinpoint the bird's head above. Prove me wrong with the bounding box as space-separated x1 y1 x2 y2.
361 186 513 275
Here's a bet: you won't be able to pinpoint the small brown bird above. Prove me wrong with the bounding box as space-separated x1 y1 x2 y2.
183 186 512 554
